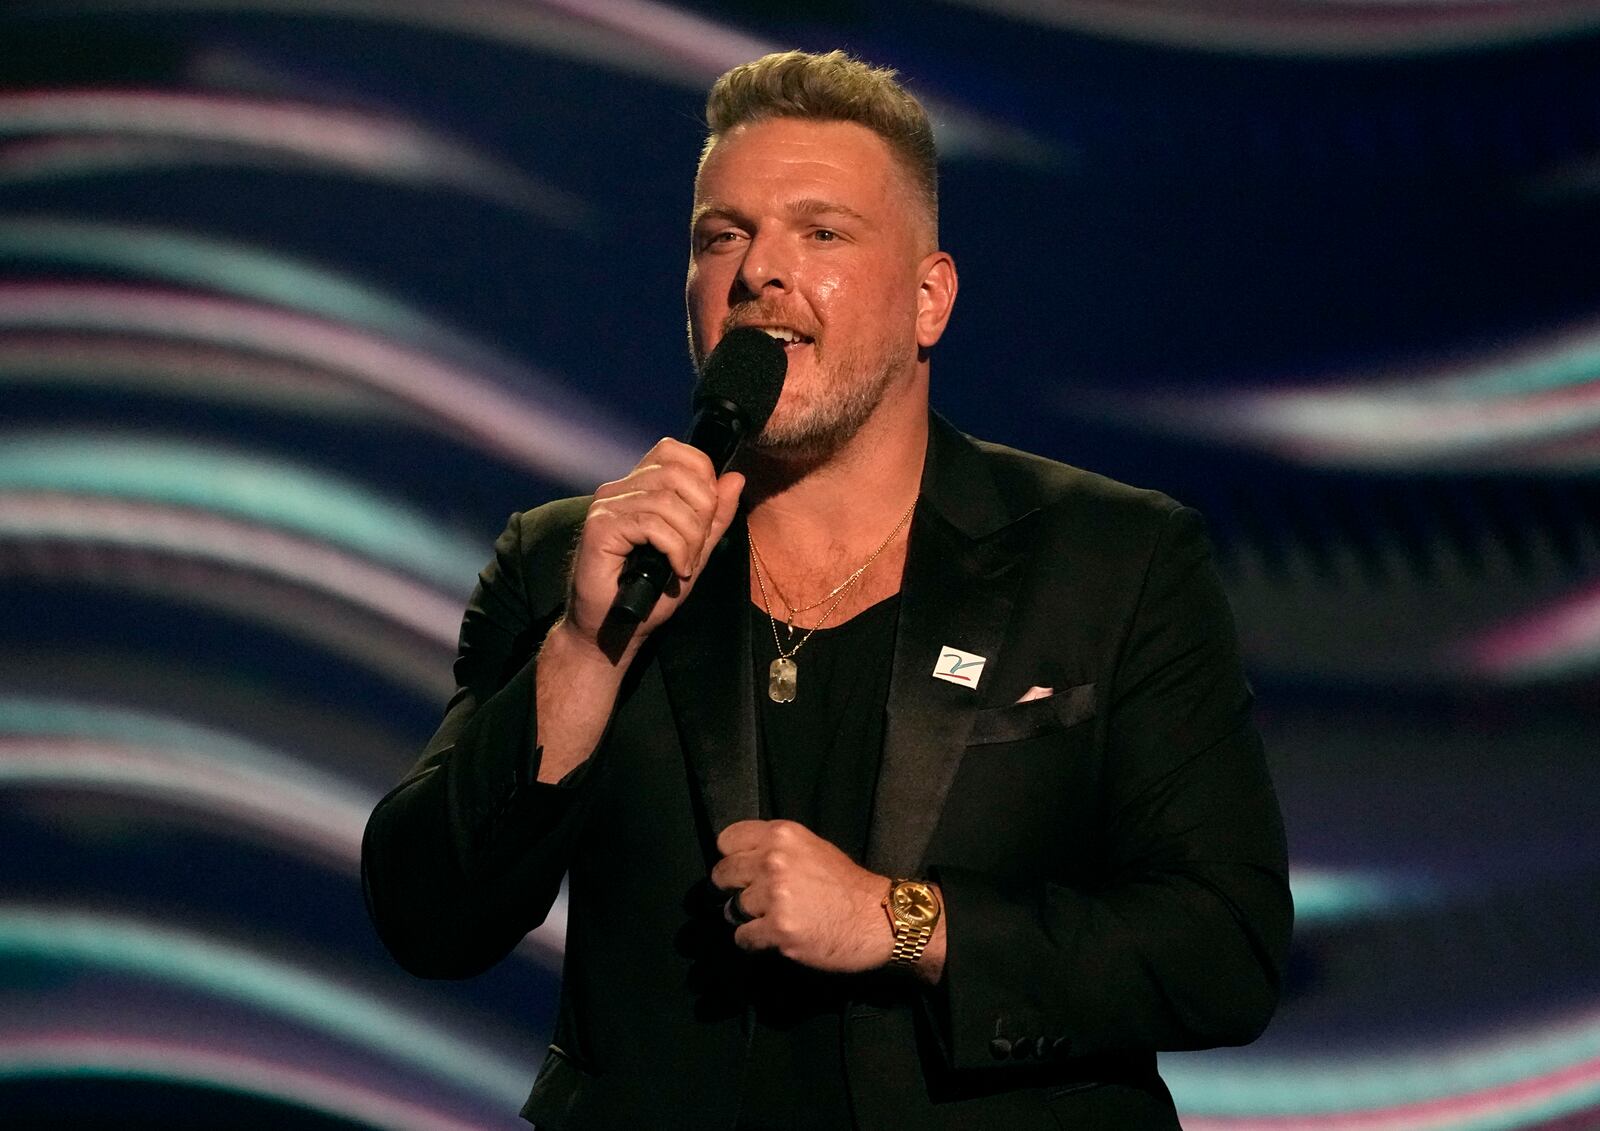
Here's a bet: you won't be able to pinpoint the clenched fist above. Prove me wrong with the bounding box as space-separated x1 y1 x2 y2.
711 819 894 973
562 437 745 656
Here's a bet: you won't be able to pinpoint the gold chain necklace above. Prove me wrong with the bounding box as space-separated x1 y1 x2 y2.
748 497 917 704
749 537 869 637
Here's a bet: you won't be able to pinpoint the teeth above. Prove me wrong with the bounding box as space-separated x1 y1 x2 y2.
757 327 802 344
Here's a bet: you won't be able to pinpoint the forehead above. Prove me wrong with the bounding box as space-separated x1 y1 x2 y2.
694 117 904 213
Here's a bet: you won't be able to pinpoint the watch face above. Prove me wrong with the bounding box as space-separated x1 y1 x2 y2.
892 882 939 926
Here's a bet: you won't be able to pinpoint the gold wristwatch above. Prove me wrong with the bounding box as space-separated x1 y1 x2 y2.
883 878 941 967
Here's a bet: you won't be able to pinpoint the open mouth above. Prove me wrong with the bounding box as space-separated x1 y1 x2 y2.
751 326 814 353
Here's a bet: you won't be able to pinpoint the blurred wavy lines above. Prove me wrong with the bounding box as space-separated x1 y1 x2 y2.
0 216 559 368
1063 320 1600 472
0 493 462 696
943 0 1600 55
0 1038 521 1131
17 0 1059 165
1286 867 1450 929
1166 1004 1600 1125
0 907 534 1105
1466 581 1600 681
0 434 484 586
0 285 646 486
0 88 586 219
0 697 568 965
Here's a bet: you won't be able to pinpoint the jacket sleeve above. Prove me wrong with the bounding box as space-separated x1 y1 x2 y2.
361 501 597 979
930 505 1293 1069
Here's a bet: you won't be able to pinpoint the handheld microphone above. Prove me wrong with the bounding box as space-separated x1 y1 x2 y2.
611 326 788 621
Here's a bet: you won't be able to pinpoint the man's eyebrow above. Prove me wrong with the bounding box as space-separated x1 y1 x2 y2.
690 203 740 227
788 198 870 224
690 199 872 227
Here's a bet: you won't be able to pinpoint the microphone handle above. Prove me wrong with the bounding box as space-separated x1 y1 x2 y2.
612 400 746 622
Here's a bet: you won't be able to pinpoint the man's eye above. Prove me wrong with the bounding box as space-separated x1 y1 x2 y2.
811 229 837 242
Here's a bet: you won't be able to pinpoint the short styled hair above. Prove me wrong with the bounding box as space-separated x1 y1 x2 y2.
701 50 939 241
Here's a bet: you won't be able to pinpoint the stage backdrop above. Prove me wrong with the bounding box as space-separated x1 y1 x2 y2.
2 3 1598 1128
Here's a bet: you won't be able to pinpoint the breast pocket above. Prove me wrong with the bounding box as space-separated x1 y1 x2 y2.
968 682 1096 746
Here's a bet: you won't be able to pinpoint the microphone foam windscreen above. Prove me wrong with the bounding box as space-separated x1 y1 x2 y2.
693 326 787 432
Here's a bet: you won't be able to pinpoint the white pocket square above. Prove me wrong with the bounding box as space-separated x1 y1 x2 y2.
1015 685 1054 703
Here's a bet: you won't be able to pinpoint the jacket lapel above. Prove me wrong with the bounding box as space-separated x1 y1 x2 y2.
866 416 1036 878
657 518 759 859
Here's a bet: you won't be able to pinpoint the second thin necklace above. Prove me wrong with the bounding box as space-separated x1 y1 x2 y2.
749 497 917 704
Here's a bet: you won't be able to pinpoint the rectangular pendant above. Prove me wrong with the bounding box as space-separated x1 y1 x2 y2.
768 657 797 703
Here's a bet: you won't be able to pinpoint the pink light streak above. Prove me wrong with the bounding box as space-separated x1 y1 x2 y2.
0 88 570 214
0 492 463 647
0 283 640 485
30 0 1049 162
943 0 1600 56
0 1033 521 1131
0 492 458 696
1464 580 1600 679
0 735 567 965
1183 1054 1600 1130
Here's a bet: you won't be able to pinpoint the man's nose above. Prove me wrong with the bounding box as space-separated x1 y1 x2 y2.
735 231 793 298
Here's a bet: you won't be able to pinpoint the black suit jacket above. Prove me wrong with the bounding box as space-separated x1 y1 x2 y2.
362 415 1293 1130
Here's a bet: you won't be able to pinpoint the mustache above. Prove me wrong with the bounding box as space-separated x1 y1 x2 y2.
722 303 818 339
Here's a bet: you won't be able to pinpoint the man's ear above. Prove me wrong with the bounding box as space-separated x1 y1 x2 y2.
915 251 958 350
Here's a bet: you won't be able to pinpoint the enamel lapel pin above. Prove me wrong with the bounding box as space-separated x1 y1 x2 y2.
933 645 986 689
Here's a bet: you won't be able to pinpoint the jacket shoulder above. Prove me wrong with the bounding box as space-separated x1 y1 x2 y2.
484 495 592 615
969 437 1186 534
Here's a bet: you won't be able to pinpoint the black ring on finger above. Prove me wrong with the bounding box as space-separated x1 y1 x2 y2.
724 891 755 926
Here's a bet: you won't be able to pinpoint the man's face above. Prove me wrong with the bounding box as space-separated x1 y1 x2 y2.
686 117 928 461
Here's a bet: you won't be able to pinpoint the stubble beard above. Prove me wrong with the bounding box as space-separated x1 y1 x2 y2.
747 334 913 467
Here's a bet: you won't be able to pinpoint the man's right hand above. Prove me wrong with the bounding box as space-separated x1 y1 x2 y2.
563 437 745 653
534 439 744 783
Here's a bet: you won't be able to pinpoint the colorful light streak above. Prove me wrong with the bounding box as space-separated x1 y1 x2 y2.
0 1034 521 1131
1287 866 1446 927
0 218 635 436
1464 580 1600 681
0 334 400 415
941 0 1600 56
22 0 1055 165
0 908 536 1107
1166 1007 1600 1126
0 283 643 485
0 89 579 218
0 217 541 367
0 492 461 695
0 698 567 962
1072 319 1600 470
0 435 483 591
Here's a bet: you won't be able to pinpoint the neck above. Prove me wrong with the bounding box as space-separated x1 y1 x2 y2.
737 387 927 630
742 406 926 559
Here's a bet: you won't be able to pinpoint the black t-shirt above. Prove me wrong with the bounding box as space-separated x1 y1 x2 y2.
737 593 901 1131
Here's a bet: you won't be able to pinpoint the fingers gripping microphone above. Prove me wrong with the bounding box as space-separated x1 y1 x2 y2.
612 327 788 621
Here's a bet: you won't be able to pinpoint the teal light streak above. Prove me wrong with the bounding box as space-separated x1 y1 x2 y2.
0 696 364 807
0 219 446 348
1430 328 1600 401
1288 866 1446 926
0 907 529 1109
1164 1012 1600 1117
0 435 482 592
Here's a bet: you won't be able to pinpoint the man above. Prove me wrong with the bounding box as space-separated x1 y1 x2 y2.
362 50 1292 1130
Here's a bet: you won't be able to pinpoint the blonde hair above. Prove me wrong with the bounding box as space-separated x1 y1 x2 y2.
701 50 938 240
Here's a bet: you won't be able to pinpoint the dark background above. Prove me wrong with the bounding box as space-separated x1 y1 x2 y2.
2 1 1598 1127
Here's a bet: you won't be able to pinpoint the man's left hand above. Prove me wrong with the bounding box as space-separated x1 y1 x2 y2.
711 819 892 973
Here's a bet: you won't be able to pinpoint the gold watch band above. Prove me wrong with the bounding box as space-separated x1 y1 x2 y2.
889 924 933 966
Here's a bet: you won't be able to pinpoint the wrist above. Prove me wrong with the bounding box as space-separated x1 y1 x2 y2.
543 614 638 675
